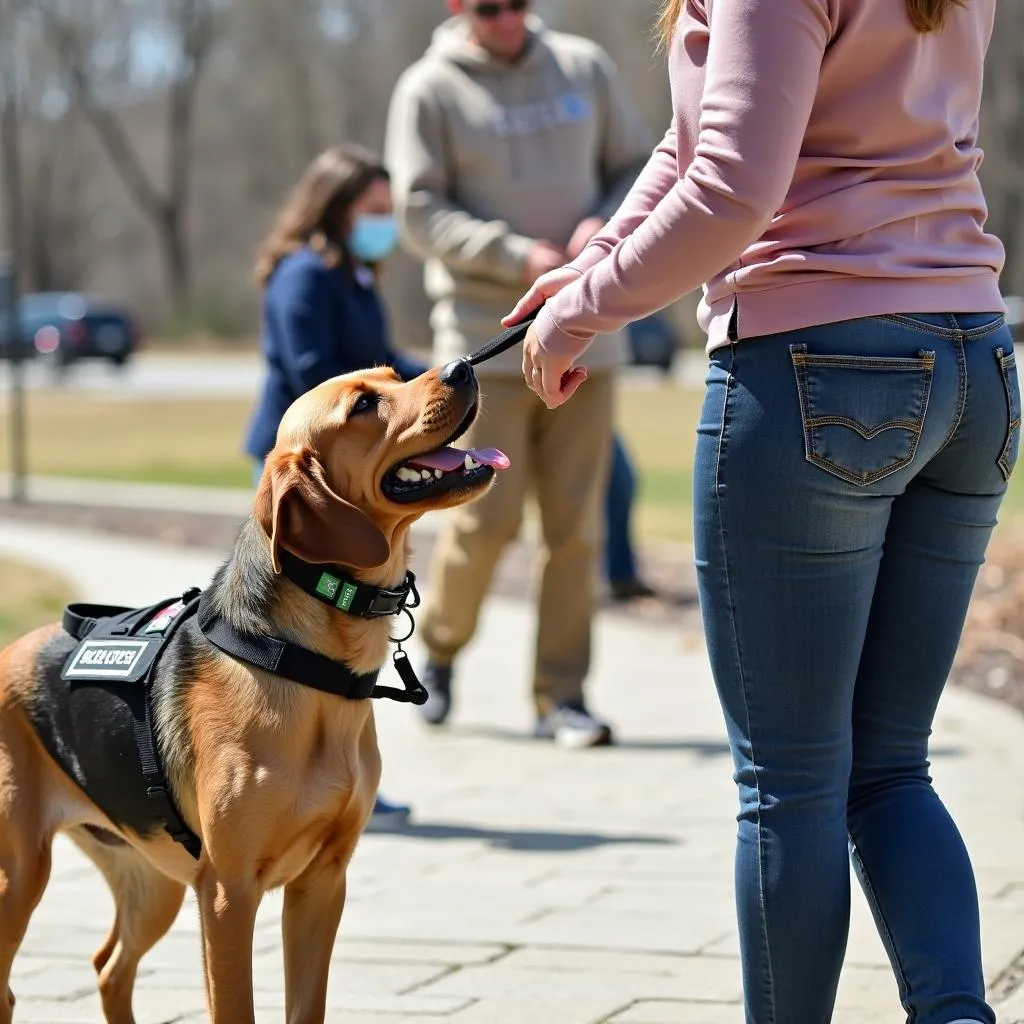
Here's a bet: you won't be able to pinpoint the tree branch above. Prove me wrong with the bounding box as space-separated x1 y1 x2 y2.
168 0 216 206
40 10 167 221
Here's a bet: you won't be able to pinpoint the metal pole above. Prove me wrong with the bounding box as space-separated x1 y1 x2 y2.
0 0 26 503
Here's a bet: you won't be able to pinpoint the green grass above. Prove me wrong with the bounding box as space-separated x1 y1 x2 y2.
0 395 256 490
0 559 77 649
615 382 701 544
82 461 255 489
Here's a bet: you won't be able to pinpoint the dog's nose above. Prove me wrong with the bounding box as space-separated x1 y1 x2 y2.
439 359 474 388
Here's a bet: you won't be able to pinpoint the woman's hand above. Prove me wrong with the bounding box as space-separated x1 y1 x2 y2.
502 266 580 329
506 265 586 409
521 320 587 410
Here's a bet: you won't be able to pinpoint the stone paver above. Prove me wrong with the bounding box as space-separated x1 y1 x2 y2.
2 518 1024 1022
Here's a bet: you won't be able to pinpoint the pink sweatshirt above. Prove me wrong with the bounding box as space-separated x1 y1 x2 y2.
537 0 1006 358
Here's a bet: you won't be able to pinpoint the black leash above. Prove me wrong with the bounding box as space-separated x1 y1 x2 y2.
466 311 540 367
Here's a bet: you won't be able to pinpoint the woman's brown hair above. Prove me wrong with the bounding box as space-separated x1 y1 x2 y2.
254 143 389 289
655 0 966 48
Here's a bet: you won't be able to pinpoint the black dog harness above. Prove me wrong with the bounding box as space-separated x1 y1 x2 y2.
57 558 427 860
61 590 205 858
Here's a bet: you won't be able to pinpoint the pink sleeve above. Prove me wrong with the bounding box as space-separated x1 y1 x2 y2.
567 125 680 276
539 0 831 360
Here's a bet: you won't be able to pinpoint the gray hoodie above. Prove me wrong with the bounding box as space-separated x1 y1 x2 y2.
384 16 652 373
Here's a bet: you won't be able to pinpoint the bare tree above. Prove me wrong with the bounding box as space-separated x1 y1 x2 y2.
242 0 323 164
37 0 221 305
5 11 95 293
24 112 94 291
0 0 25 276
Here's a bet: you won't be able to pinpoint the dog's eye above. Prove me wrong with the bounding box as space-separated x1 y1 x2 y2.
351 393 379 416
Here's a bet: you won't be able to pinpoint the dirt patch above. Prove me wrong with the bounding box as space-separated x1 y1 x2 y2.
951 532 1024 718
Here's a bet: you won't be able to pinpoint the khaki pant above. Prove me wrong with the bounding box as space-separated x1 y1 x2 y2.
420 370 613 714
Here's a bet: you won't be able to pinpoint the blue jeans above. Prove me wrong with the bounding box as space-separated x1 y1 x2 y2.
694 313 1018 1024
605 432 638 583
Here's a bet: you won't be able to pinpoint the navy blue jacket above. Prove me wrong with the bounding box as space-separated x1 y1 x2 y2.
244 246 427 461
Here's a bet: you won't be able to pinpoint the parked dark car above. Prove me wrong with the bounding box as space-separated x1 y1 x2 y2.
626 311 679 374
10 292 140 368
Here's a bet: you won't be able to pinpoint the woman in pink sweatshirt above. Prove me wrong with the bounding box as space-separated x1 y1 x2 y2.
507 1 1012 1021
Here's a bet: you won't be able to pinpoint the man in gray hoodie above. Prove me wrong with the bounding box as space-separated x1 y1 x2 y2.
384 0 651 747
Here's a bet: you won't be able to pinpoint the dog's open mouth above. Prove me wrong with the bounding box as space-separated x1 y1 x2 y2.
382 443 510 504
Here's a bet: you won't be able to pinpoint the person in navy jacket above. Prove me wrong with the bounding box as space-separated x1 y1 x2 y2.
244 143 426 830
245 144 426 468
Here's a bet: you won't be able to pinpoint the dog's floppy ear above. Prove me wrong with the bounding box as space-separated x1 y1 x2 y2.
255 448 390 571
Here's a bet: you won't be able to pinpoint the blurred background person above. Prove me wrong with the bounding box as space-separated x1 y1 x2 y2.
384 0 652 746
605 433 656 603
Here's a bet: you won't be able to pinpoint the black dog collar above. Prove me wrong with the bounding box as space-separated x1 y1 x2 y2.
277 549 419 619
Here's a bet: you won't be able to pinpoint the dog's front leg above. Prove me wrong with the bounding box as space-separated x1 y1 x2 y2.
282 854 350 1024
196 866 261 1024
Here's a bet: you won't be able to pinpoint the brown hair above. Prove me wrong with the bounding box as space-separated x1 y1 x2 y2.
905 0 967 31
254 143 389 289
655 0 966 48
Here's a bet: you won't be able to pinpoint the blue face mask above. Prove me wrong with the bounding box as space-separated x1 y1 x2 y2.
348 214 398 263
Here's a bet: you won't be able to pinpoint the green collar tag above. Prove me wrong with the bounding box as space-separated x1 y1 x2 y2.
315 572 341 601
335 581 358 611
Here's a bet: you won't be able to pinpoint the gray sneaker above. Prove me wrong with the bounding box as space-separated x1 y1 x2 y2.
534 703 613 749
364 795 412 832
418 661 453 726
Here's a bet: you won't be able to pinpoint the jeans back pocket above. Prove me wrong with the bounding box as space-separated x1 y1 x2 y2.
790 344 935 486
996 347 1021 480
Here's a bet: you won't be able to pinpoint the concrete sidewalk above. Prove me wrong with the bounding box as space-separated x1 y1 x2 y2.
2 518 1024 1023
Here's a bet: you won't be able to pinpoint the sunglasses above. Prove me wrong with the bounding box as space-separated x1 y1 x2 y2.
471 0 528 18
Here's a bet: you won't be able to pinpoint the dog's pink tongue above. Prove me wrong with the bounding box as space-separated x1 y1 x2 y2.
467 447 511 470
409 446 510 471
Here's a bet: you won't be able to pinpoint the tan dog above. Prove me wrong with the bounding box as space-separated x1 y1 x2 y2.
0 360 507 1024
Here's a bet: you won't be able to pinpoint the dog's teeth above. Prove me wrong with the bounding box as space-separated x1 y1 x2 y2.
396 467 420 483
420 469 433 481
464 455 480 471
434 469 443 479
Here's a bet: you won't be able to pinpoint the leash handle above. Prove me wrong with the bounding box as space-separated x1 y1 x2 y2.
467 309 541 367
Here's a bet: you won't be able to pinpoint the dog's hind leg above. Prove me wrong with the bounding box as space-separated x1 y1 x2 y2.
66 828 186 1024
0 846 52 1024
0 716 55 1024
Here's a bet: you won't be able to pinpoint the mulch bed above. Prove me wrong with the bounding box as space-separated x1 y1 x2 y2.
1 495 1019 720
951 531 1024 718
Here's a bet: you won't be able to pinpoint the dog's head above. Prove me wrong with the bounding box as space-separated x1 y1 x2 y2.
254 360 508 572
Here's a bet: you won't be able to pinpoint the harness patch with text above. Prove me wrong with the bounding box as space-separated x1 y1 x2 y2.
60 598 190 684
63 639 157 681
